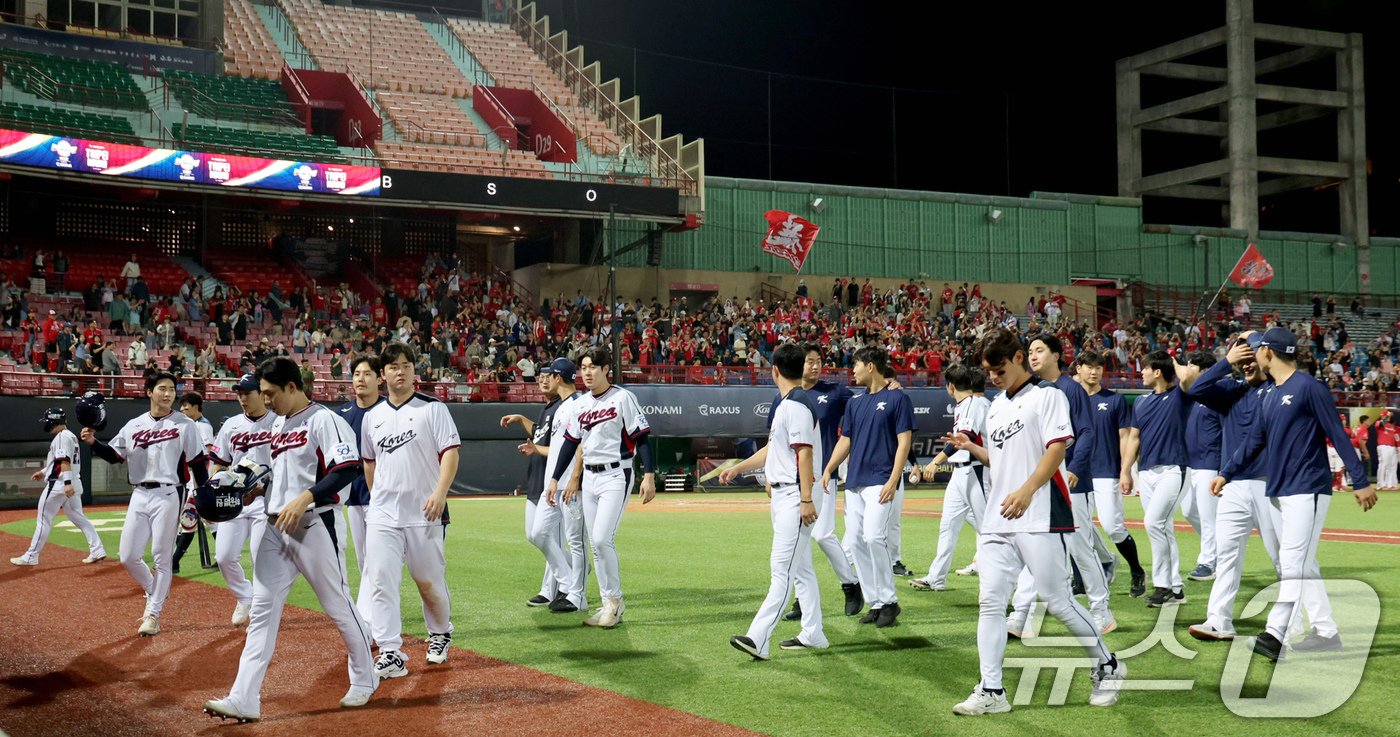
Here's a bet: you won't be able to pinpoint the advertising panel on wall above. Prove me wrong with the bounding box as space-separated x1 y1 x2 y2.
0 23 218 75
0 128 382 196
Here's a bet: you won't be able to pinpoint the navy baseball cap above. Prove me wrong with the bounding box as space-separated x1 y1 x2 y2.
1259 327 1297 354
235 373 260 392
1243 332 1265 350
540 358 576 382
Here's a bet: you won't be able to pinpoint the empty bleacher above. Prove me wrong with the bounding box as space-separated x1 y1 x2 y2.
0 102 140 144
373 140 548 176
172 121 344 162
202 250 310 296
163 70 302 127
223 0 290 80
0 50 148 112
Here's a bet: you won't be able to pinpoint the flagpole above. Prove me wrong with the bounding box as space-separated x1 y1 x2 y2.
1202 246 1253 318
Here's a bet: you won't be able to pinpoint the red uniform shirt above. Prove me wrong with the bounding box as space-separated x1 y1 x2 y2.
1375 424 1398 447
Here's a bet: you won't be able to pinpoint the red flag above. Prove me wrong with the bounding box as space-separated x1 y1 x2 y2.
760 210 819 272
1228 243 1274 288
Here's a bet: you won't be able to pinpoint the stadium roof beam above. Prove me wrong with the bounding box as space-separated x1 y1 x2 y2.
1115 0 1369 286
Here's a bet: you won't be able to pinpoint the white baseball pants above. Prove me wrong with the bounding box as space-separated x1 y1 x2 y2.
119 484 181 617
582 466 631 601
845 484 899 608
215 513 267 607
525 498 560 600
1201 479 1278 633
1009 492 1112 621
745 484 827 658
1138 465 1186 590
227 510 375 716
977 532 1110 691
1378 445 1397 488
527 495 590 609
20 479 105 562
1181 468 1220 568
1265 493 1338 641
1090 477 1129 543
925 465 985 587
811 478 857 585
344 504 371 625
886 481 905 564
366 523 454 653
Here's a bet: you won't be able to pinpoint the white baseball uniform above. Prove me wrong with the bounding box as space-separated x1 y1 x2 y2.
562 385 649 604
98 410 205 618
743 387 826 658
17 428 105 563
208 411 277 608
224 402 374 717
360 392 460 655
529 391 589 610
926 394 989 587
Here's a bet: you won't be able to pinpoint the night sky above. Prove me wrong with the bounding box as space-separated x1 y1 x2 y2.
459 0 1396 236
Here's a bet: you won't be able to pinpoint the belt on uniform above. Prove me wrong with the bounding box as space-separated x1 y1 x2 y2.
137 482 174 489
585 461 622 473
949 461 980 468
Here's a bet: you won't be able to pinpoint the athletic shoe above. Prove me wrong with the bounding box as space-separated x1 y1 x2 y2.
955 563 978 576
952 687 1011 716
1088 657 1126 707
340 686 375 708
1290 630 1343 653
231 603 250 628
82 553 107 564
779 638 828 651
892 561 913 577
1006 616 1027 640
374 650 408 679
526 594 551 607
1094 614 1118 635
583 607 604 627
1129 570 1147 598
1188 623 1237 641
1187 564 1216 581
842 583 864 616
783 600 802 621
875 602 901 628
548 597 579 613
860 607 882 625
1251 631 1284 662
138 615 160 637
1145 588 1186 607
592 597 624 628
9 557 36 566
426 633 452 664
730 635 767 661
203 697 259 723
909 577 947 591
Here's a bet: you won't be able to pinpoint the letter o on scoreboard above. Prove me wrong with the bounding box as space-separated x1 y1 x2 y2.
585 188 598 202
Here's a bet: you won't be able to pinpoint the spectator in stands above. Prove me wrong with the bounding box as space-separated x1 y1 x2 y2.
120 253 140 294
2 294 19 330
330 349 343 380
156 318 176 351
232 307 249 343
130 275 150 308
107 293 129 335
1326 293 1337 315
168 346 186 377
100 340 121 375
30 249 45 280
311 324 326 355
195 344 217 379
299 360 315 398
1351 296 1364 317
1313 293 1324 318
126 297 145 335
56 323 76 367
272 342 290 358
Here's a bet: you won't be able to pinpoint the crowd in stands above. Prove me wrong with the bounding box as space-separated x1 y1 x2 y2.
2 250 1397 399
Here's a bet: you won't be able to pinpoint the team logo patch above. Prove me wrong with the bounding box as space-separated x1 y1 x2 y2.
132 428 181 449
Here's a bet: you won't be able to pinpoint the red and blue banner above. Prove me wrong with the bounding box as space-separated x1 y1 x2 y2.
0 127 381 196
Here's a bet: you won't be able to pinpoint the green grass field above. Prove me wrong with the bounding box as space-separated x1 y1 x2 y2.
7 489 1400 736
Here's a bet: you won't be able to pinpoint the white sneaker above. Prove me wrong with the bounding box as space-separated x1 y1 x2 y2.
339 685 375 708
953 687 1011 715
591 597 624 628
909 577 947 591
231 603 251 628
138 615 161 637
82 553 107 564
1094 613 1118 635
10 557 37 566
1188 622 1237 641
1089 657 1127 707
426 633 451 664
1006 616 1028 640
955 563 978 576
374 650 408 679
203 697 259 723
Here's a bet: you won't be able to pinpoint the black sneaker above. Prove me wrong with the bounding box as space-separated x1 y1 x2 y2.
860 607 882 624
1145 587 1186 607
779 638 823 651
1129 570 1147 598
842 583 864 617
526 595 551 607
783 600 802 621
875 602 901 628
892 561 912 577
1252 631 1284 662
548 597 579 613
730 635 766 661
1291 630 1343 653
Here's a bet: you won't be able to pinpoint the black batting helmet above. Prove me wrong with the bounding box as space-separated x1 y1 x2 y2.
195 460 271 523
74 391 107 431
41 407 65 432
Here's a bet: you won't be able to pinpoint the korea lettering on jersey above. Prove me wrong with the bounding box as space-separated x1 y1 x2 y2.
982 379 1075 534
45 430 79 481
209 412 278 517
544 393 584 486
109 411 205 486
766 390 821 486
360 393 461 527
564 386 650 464
266 404 359 514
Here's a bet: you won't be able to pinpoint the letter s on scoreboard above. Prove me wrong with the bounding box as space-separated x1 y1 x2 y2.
487 182 498 196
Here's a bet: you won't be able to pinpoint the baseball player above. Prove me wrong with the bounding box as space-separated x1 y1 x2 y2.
911 365 988 592
726 342 827 659
203 357 375 722
83 372 209 636
10 407 106 566
361 343 460 679
1006 335 1115 636
171 391 215 574
340 354 386 626
1074 351 1147 597
501 357 589 613
1176 352 1223 583
948 328 1123 715
547 346 657 629
821 346 914 629
1377 414 1398 491
207 374 277 628
1216 328 1376 662
1351 415 1373 475
1120 350 1192 607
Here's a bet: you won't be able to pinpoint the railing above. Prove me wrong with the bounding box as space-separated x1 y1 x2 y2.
0 55 148 112
159 77 304 129
1144 282 1400 315
1 12 215 50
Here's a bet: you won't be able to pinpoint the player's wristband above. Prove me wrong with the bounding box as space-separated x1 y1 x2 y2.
58 471 73 483
801 498 813 504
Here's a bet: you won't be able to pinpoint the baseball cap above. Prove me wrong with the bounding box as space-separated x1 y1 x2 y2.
1243 332 1266 350
235 373 259 392
1259 327 1297 354
48 309 55 315
540 357 576 382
